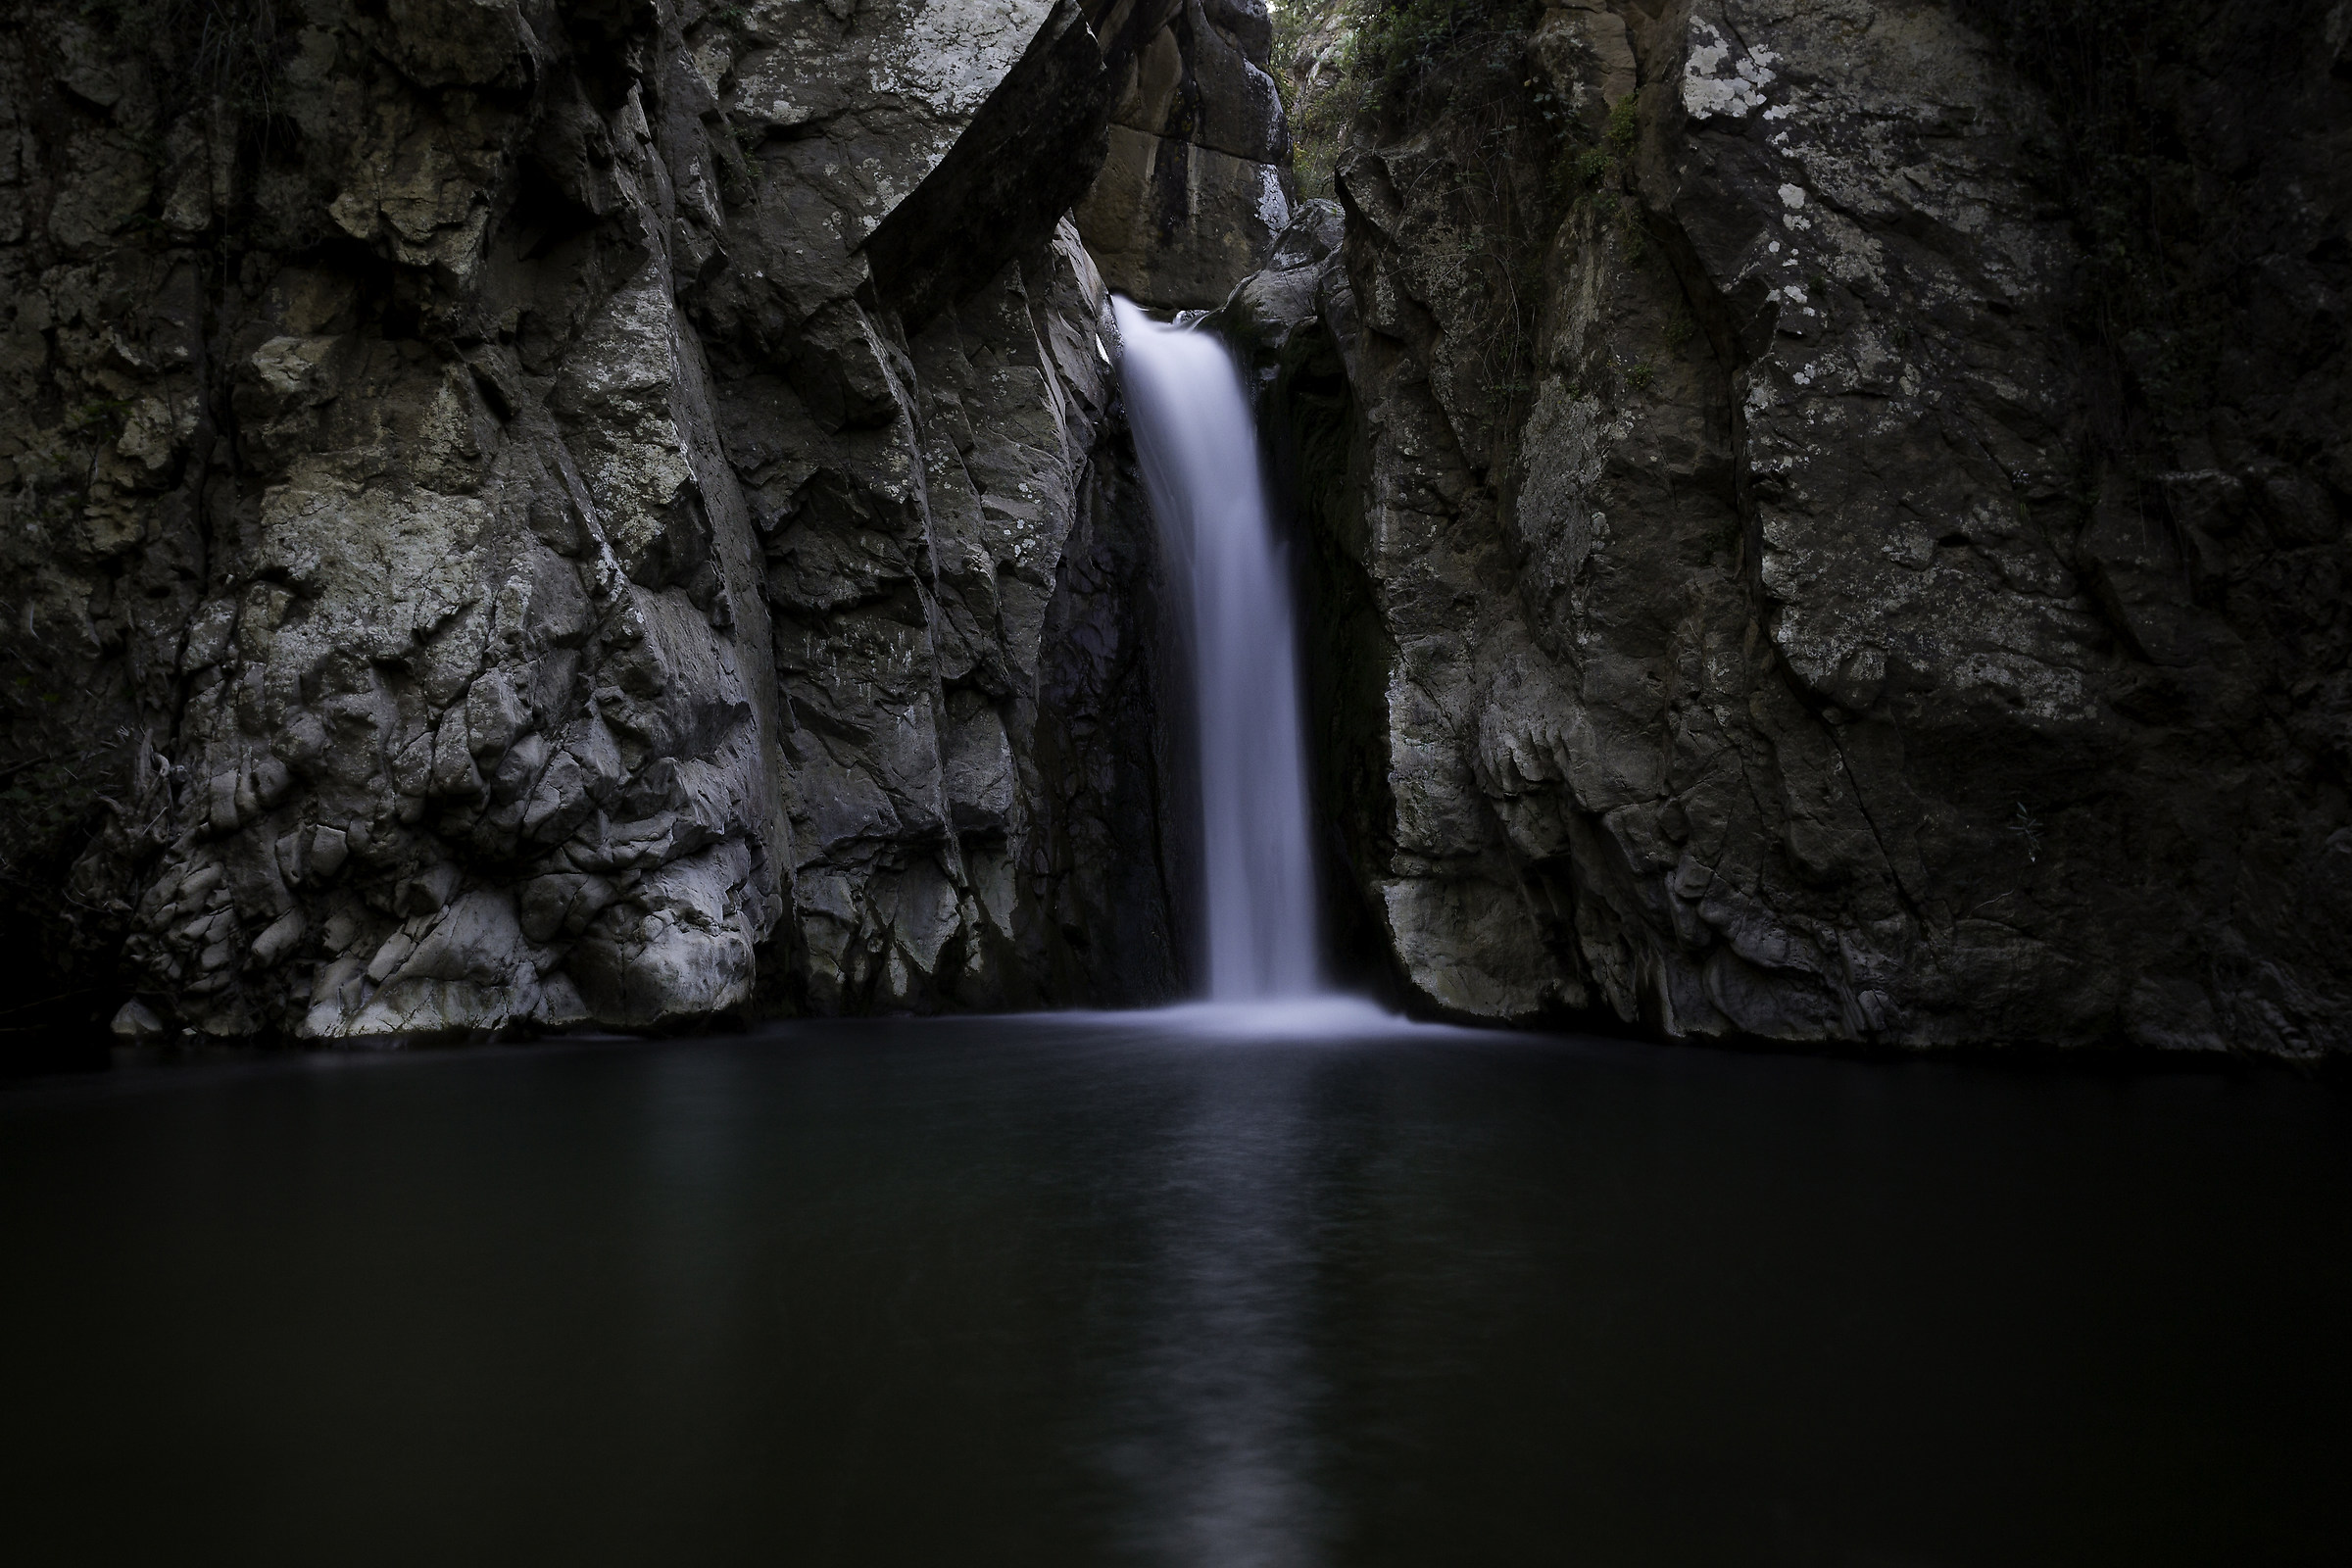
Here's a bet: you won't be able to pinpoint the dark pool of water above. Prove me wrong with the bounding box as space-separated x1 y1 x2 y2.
3 1013 2347 1566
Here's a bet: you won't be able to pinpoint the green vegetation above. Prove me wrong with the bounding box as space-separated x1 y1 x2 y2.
66 399 132 436
1348 0 1545 103
1605 93 1638 152
1269 0 1672 451
1271 1 1354 199
1272 0 1549 197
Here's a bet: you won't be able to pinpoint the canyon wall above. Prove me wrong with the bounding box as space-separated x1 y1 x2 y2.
1243 0 2351 1055
5 0 2346 1060
0 0 1244 1046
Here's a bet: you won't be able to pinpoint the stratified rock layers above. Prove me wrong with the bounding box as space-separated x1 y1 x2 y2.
1246 1 2350 1055
0 0 1190 1040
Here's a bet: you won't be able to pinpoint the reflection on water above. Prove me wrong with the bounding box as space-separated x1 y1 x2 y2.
1099 1045 1330 1567
1080 1002 1454 1563
2 1014 2348 1567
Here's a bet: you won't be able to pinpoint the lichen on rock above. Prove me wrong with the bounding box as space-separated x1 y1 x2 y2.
1239 0 2351 1056
1 0 1198 1047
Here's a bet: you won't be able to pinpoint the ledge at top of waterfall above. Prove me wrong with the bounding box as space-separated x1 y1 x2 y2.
1112 297 1321 1004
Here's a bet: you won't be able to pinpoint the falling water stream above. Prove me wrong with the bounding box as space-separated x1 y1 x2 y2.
1113 297 1320 1001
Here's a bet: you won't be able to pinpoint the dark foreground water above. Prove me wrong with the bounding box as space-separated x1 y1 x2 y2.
3 1012 2348 1566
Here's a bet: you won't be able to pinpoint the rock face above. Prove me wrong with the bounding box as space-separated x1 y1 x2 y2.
1244 0 2352 1055
8 0 2344 1062
0 0 1193 1045
1075 0 1294 307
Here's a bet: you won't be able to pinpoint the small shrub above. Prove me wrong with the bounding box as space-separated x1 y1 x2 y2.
66 399 132 435
1274 0 1360 199
1606 93 1639 152
1349 0 1546 112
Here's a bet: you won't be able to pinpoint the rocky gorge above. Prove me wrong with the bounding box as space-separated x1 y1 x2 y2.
2 0 2346 1060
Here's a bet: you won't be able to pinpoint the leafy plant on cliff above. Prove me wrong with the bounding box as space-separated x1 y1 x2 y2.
1272 0 1356 199
1349 0 1545 107
1271 0 1547 191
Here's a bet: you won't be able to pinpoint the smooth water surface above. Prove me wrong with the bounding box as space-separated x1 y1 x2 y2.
1116 299 1318 999
4 1017 2348 1565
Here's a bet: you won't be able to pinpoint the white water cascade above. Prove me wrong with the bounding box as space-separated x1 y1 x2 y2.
1115 297 1320 1002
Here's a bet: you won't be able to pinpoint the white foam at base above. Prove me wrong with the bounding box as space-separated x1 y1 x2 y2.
1036 997 1473 1039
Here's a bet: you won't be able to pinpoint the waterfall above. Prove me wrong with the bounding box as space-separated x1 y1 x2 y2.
1115 297 1320 1002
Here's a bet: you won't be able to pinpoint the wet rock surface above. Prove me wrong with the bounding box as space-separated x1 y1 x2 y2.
1244 0 2351 1054
0 0 1188 1044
